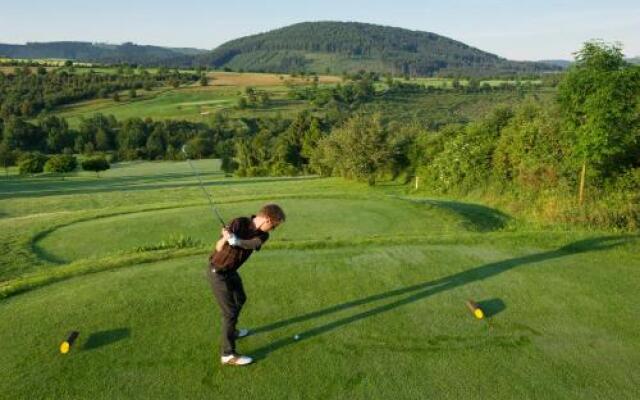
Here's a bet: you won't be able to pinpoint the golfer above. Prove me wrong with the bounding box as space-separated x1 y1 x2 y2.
207 203 286 366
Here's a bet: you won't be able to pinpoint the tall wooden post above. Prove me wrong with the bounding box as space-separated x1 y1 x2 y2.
578 162 586 206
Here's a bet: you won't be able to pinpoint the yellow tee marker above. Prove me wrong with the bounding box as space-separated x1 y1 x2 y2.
466 300 485 320
60 331 79 354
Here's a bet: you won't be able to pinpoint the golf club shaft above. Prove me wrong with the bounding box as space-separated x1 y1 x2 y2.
185 158 226 227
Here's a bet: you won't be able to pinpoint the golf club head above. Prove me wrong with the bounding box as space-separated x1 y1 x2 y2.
181 144 188 155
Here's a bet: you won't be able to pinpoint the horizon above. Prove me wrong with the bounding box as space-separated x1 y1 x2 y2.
0 1 638 61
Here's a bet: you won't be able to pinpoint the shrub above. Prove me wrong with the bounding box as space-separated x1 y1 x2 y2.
81 156 110 177
18 152 48 175
44 154 77 175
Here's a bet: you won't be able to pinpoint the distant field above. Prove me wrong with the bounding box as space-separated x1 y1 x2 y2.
47 70 551 127
55 86 238 126
45 71 339 125
206 71 341 86
5 63 551 128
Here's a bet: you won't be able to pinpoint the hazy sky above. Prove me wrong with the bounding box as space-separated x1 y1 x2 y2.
1 0 638 60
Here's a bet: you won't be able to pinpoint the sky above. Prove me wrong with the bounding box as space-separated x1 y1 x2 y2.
1 0 638 60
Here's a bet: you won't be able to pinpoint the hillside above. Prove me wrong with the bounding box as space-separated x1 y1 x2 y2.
0 41 207 66
1 23 562 76
198 21 560 76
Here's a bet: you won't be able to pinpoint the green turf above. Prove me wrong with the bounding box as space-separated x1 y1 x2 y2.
1 160 639 399
55 87 239 127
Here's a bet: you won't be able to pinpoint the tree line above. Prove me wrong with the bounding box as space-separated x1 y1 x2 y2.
307 41 640 229
0 66 200 118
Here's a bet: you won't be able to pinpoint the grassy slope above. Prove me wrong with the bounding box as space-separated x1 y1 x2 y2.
48 70 340 126
43 68 549 128
1 161 639 399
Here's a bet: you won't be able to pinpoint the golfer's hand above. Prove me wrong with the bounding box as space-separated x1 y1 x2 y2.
221 228 231 240
222 228 240 246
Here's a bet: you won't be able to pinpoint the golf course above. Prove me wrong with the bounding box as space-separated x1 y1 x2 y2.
1 160 639 399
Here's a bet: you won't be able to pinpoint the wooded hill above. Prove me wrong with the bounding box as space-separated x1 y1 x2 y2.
197 21 561 76
2 22 562 76
0 42 207 66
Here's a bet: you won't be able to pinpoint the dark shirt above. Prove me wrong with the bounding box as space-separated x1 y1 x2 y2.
209 215 269 272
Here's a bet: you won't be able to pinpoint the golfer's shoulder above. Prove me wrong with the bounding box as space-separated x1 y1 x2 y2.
229 216 252 231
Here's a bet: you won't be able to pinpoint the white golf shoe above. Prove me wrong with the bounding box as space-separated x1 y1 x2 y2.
235 328 250 339
221 354 253 366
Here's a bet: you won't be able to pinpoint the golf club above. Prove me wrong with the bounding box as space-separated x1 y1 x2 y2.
182 145 226 227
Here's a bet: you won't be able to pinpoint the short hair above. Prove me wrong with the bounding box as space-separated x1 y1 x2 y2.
258 203 286 223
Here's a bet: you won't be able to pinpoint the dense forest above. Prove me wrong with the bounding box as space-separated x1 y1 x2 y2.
0 42 205 66
198 21 561 76
2 22 562 76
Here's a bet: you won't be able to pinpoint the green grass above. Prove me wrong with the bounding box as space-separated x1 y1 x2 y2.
53 84 313 126
55 87 238 127
1 160 639 399
41 68 550 129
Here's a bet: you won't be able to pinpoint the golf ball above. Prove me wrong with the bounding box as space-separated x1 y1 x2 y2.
294 334 300 340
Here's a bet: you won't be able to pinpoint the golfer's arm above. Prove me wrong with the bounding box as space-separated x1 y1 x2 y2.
215 237 226 252
235 237 263 250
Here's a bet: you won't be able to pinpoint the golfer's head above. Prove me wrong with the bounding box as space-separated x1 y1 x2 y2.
257 203 285 232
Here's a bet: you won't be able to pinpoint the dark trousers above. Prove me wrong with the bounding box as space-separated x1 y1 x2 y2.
207 267 246 356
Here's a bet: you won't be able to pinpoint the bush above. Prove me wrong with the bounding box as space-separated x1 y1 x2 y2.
312 113 391 185
44 154 77 174
18 152 48 175
81 156 110 177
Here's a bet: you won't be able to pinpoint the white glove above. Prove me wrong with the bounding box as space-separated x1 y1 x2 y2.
227 234 241 247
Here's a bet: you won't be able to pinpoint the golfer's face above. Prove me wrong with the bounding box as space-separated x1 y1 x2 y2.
263 219 280 232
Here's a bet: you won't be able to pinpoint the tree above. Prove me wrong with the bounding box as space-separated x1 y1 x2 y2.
95 128 112 151
558 40 640 205
200 75 209 86
145 129 166 159
41 116 73 153
81 157 110 177
118 118 148 159
236 97 248 109
44 154 77 178
0 143 16 177
2 117 44 152
18 152 48 175
312 113 390 185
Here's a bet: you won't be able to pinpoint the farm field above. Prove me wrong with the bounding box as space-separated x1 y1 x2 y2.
1 160 639 399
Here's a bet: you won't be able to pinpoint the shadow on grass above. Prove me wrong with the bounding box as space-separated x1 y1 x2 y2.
477 298 506 318
248 235 636 360
32 244 68 264
412 199 512 232
82 328 130 351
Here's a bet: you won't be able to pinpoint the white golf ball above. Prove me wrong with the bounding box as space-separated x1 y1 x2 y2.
294 334 300 340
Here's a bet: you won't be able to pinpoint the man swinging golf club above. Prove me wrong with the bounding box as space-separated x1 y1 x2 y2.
207 204 286 366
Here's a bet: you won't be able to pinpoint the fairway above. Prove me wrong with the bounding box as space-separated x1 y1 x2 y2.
1 161 639 399
50 71 341 127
